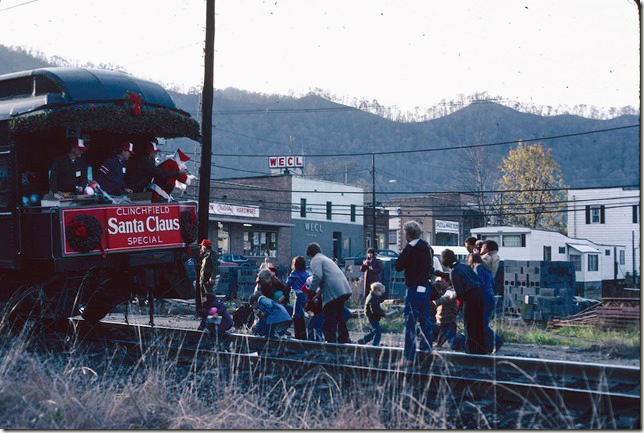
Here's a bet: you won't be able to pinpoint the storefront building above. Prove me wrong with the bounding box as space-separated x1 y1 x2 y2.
290 177 364 261
197 174 364 266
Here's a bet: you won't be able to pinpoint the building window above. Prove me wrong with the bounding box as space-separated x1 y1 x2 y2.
243 228 278 258
481 235 500 243
300 198 306 218
436 232 458 246
502 234 523 247
388 230 397 244
350 204 356 222
588 254 598 272
326 201 332 220
543 246 551 261
605 249 611 256
570 255 581 271
620 250 625 265
559 246 566 254
590 206 601 224
633 205 639 224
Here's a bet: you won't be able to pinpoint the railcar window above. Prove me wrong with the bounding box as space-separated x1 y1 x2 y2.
0 158 9 207
0 77 32 100
35 76 62 96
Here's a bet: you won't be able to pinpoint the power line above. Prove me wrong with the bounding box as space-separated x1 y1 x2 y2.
198 181 640 195
210 124 639 158
212 106 359 116
0 0 39 13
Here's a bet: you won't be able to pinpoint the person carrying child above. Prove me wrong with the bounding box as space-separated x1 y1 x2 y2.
249 291 292 338
286 256 309 340
358 282 393 346
469 253 503 354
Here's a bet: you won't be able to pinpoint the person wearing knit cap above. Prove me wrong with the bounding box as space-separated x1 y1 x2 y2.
95 141 134 196
149 148 196 202
125 139 185 193
49 137 88 199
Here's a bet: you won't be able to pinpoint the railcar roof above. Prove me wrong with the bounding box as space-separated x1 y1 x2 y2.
0 67 181 121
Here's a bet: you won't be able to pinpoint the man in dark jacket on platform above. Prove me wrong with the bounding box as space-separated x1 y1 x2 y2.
395 221 438 365
125 140 184 193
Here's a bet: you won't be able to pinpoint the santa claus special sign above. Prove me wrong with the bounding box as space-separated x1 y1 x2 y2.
61 203 195 255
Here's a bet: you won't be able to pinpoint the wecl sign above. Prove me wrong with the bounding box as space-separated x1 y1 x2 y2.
269 155 304 169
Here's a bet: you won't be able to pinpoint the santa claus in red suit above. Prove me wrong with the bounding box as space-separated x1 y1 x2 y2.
149 149 196 202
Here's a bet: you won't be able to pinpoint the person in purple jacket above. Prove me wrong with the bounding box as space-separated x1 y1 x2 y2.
286 256 310 340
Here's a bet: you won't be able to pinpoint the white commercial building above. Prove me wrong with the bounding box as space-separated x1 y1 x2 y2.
567 187 640 279
470 226 626 294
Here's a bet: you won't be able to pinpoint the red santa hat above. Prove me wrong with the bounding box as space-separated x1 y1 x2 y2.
120 141 135 155
144 141 161 154
176 149 190 162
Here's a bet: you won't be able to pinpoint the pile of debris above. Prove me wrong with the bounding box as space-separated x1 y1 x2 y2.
548 298 640 330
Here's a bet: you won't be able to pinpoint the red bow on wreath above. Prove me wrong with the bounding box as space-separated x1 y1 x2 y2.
124 91 143 117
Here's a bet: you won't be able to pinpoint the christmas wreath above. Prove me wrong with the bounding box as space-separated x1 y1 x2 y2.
65 215 103 253
180 209 198 247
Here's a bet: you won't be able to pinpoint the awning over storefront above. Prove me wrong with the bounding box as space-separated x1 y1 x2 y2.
567 243 600 253
208 216 294 227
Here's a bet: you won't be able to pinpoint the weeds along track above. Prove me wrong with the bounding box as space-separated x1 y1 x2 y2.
66 318 640 416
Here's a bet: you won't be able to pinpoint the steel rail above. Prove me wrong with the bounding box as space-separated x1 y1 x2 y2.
67 317 640 404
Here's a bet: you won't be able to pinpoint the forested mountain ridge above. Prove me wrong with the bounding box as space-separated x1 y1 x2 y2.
1 45 639 193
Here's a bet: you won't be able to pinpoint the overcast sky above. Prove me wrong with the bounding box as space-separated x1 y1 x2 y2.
0 0 640 112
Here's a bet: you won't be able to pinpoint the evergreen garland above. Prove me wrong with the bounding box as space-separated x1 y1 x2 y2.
9 104 200 139
180 209 198 245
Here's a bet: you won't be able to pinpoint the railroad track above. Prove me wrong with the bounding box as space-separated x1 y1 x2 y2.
66 317 640 416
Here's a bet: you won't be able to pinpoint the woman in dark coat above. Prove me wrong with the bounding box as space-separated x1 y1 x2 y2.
360 248 383 298
441 248 486 355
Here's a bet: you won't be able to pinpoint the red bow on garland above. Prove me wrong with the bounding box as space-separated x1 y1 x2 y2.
124 91 143 117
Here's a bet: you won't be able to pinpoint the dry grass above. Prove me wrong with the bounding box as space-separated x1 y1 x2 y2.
0 317 637 429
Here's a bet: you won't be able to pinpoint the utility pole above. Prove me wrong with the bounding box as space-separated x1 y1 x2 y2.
371 153 377 249
195 0 215 313
198 0 215 244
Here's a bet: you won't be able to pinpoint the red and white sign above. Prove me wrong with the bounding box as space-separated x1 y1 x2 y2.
208 202 259 218
61 203 196 255
269 155 304 169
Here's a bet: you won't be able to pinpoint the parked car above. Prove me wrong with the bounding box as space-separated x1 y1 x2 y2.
218 258 239 267
219 254 257 267
377 249 399 259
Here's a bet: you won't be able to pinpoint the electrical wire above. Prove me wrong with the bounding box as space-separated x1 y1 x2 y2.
210 124 640 158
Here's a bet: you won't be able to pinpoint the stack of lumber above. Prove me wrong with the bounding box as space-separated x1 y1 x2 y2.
548 298 640 330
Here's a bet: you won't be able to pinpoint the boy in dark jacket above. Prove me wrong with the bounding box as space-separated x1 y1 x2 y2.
358 282 392 346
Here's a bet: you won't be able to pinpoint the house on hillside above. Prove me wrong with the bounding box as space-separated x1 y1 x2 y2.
567 187 640 284
470 226 626 297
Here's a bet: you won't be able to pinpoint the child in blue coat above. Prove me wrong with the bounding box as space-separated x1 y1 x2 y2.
249 291 292 338
286 256 310 340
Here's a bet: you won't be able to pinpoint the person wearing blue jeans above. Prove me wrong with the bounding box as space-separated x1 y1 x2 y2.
469 253 504 353
358 282 390 346
308 306 352 342
287 256 310 340
394 221 437 365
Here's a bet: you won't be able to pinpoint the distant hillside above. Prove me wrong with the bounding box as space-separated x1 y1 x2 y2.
1 45 639 193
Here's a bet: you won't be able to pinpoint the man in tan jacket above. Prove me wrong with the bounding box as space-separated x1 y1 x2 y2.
306 242 352 343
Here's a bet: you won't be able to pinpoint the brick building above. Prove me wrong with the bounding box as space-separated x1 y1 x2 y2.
384 193 483 251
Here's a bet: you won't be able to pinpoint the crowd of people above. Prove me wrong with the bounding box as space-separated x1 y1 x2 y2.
195 220 504 365
47 136 195 202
